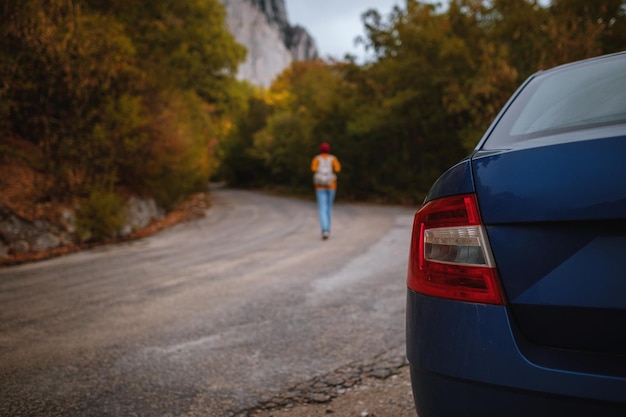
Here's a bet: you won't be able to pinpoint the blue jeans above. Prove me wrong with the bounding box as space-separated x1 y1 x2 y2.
316 188 336 233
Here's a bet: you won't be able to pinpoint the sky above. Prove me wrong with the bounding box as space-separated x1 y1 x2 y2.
285 0 402 62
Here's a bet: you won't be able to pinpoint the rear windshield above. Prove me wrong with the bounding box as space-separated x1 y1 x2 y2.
483 54 626 149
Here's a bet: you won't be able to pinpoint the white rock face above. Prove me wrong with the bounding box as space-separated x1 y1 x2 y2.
288 25 318 61
221 0 318 87
223 0 292 86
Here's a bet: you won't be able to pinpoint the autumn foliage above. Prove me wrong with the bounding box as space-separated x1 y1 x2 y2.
2 0 626 229
220 0 626 203
0 0 245 212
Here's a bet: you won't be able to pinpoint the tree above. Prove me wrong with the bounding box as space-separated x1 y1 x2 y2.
251 61 350 191
544 0 625 68
1 0 143 195
1 0 247 208
221 0 626 204
353 1 471 199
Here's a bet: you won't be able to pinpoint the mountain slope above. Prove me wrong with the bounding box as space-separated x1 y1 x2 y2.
222 0 319 86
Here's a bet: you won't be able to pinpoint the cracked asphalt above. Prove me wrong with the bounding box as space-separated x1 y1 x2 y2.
242 344 414 417
0 189 417 417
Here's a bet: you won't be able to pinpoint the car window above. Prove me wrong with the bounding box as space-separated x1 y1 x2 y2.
483 54 626 149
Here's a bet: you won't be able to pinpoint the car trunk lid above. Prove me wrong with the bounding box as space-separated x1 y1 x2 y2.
472 134 626 355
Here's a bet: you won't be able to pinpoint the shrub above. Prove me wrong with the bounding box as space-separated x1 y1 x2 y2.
76 189 125 241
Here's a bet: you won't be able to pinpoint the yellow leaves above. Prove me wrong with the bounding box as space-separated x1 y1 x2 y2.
255 87 294 110
133 90 220 207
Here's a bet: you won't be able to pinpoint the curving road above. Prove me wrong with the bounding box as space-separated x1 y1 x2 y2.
0 189 416 417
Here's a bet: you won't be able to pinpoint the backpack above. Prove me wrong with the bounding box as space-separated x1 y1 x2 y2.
313 155 336 186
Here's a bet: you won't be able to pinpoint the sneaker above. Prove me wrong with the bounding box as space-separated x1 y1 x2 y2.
322 231 330 240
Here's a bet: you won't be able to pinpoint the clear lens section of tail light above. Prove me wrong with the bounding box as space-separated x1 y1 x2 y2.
424 226 493 266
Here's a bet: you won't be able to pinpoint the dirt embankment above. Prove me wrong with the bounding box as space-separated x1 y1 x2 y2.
0 137 209 267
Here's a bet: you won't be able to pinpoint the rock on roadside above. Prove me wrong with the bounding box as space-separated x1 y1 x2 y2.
0 193 208 266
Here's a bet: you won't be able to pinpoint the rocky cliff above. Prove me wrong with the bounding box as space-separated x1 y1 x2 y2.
221 0 318 86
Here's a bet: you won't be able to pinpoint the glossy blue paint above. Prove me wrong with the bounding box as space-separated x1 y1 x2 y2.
406 290 626 417
425 158 475 201
407 52 626 417
472 135 626 224
472 135 626 354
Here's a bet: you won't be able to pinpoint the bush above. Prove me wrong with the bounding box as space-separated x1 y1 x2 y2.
76 189 125 241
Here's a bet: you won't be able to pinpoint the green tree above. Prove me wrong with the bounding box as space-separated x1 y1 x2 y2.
251 61 347 191
216 85 271 187
1 0 142 195
352 1 470 199
1 0 246 210
86 0 245 105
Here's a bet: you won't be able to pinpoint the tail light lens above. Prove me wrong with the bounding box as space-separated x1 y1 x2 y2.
407 194 505 305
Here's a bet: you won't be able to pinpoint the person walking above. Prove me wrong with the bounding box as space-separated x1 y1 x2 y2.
311 142 341 240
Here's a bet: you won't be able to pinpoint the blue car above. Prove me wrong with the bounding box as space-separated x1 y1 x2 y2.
406 52 626 417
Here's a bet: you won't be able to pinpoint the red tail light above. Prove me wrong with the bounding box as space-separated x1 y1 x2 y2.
407 194 505 305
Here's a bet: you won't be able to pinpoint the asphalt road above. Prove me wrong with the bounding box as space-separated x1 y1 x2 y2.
0 189 416 417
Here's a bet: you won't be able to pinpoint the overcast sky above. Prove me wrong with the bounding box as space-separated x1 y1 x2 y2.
285 0 402 62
